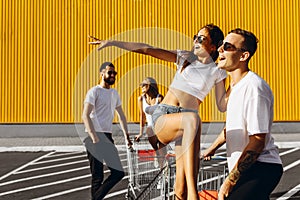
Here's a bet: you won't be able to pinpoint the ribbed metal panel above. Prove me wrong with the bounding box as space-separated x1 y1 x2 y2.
1 0 299 123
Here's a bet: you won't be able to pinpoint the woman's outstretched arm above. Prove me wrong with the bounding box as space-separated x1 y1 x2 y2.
88 35 177 62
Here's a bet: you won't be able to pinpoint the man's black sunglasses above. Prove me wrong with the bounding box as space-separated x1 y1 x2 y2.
220 41 247 52
107 71 117 76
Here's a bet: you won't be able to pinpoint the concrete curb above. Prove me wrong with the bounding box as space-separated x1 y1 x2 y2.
1 122 299 138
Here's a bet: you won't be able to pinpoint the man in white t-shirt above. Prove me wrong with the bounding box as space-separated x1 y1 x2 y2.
202 29 283 200
82 62 132 200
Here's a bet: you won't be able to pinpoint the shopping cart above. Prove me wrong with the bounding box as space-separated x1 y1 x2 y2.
198 156 228 200
126 137 172 200
163 155 228 200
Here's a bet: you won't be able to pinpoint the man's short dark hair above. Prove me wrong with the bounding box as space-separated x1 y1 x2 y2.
229 28 259 60
99 62 114 72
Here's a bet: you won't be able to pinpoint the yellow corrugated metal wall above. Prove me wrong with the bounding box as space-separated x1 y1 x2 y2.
1 0 299 123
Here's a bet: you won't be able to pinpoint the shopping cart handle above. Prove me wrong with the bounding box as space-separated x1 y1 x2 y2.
128 146 135 152
210 155 227 160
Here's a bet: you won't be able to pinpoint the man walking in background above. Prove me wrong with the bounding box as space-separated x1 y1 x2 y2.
82 62 132 200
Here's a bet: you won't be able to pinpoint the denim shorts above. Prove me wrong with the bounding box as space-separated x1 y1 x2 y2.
152 104 198 127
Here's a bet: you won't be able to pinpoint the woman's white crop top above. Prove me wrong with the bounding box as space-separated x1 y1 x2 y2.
169 50 227 101
142 95 160 127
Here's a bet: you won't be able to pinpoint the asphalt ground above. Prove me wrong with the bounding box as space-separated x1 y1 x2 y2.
0 147 299 200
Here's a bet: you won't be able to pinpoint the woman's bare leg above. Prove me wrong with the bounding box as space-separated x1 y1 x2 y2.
146 128 167 168
174 141 187 199
146 127 159 150
181 120 201 200
155 112 201 199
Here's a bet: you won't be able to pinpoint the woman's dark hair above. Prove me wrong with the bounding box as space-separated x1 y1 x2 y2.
181 24 224 71
203 24 224 61
141 77 159 97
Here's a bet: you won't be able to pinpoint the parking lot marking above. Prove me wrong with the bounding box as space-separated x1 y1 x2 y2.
31 185 91 200
104 188 128 199
15 160 88 174
279 147 300 157
0 166 89 187
0 174 91 197
276 183 300 200
0 152 55 181
15 171 132 200
1 148 299 199
32 154 86 165
46 151 84 158
283 160 300 171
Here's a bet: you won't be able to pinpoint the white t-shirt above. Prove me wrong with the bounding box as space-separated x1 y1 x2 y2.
226 71 282 172
84 85 121 133
169 50 227 101
142 95 160 127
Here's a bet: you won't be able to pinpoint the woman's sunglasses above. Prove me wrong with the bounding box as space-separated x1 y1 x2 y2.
193 35 207 44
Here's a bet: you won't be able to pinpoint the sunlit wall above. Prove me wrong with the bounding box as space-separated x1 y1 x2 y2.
1 0 299 123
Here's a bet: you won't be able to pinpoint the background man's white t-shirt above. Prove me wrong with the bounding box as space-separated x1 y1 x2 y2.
84 85 121 133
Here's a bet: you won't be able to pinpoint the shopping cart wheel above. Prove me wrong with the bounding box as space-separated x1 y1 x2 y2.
125 192 134 200
126 187 136 200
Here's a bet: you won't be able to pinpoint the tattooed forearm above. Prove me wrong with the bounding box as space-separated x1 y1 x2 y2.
238 150 260 172
227 150 260 184
228 168 240 184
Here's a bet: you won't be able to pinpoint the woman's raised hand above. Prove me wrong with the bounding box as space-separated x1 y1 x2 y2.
88 35 109 50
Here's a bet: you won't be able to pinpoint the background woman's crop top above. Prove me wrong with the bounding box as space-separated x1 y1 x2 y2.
169 50 227 101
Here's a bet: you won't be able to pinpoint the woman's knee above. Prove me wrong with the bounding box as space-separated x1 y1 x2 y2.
182 112 201 130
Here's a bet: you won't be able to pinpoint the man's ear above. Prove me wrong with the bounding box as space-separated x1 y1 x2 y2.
240 51 250 62
101 69 106 75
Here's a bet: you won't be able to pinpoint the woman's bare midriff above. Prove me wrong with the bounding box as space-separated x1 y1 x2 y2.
160 87 202 110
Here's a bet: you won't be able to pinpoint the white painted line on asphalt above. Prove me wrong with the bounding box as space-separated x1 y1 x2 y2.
0 152 55 181
276 183 300 200
31 185 91 200
32 154 86 165
46 151 84 158
31 185 128 200
24 159 163 199
14 160 88 174
104 188 128 199
9 169 131 199
0 166 90 187
275 148 300 199
279 147 300 156
15 157 128 174
0 174 91 197
0 155 132 186
283 160 300 171
275 142 300 148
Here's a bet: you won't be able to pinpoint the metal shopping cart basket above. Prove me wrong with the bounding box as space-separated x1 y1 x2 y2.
164 155 228 200
126 137 172 200
198 156 228 200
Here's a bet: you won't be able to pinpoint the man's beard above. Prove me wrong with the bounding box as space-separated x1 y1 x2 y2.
104 77 115 85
